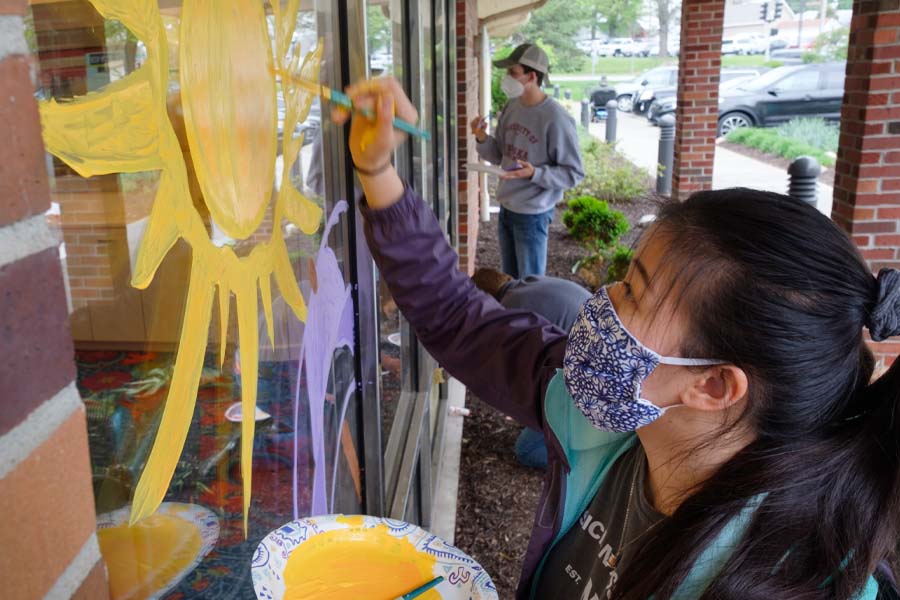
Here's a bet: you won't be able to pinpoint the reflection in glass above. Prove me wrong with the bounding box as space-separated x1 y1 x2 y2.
28 1 360 597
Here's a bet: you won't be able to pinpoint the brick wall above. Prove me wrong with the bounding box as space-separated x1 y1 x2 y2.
0 3 108 598
456 0 479 275
833 0 900 370
673 0 725 200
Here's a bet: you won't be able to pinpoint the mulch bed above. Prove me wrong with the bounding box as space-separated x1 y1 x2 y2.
453 192 660 598
718 140 836 189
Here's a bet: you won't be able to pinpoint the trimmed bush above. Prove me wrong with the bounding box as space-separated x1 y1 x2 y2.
726 119 837 167
567 138 647 204
606 245 634 283
562 196 630 250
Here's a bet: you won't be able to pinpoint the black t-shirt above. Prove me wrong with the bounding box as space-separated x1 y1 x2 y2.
534 445 664 599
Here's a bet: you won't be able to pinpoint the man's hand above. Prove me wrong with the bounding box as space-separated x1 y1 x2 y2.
500 160 536 180
470 116 488 143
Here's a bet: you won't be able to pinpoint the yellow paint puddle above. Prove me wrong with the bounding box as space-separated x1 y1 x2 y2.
98 513 202 600
283 524 440 600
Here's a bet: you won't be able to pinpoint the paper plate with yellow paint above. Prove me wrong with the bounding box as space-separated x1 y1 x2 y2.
251 514 498 600
97 502 219 600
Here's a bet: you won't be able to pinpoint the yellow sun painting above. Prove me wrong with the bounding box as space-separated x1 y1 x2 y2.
38 0 324 532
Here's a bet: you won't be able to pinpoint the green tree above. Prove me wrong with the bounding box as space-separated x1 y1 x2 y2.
652 0 680 58
596 0 644 38
367 5 391 54
515 0 593 73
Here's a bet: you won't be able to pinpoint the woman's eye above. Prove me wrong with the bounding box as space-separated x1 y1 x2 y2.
623 282 634 298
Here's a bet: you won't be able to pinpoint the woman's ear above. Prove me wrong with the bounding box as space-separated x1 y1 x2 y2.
681 365 749 413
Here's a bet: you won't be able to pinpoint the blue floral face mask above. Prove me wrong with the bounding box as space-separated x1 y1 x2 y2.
563 287 725 433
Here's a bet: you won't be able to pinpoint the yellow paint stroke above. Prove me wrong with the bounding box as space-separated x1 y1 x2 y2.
37 0 324 530
179 0 276 241
283 525 439 600
98 513 202 600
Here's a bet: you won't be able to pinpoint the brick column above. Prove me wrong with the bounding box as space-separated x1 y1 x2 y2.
0 4 108 598
832 0 900 370
672 0 725 200
456 0 479 275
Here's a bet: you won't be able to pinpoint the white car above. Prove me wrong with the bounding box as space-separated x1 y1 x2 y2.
723 35 765 55
597 38 638 57
647 38 681 57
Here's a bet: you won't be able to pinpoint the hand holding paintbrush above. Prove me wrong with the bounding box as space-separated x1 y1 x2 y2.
280 70 430 141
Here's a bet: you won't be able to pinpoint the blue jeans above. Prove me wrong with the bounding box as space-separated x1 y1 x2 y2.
498 206 554 278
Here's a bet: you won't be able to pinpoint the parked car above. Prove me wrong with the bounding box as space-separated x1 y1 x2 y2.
643 68 764 122
597 38 639 57
736 34 769 55
769 37 789 51
721 39 740 55
770 48 805 65
614 65 678 112
647 37 681 57
716 62 846 136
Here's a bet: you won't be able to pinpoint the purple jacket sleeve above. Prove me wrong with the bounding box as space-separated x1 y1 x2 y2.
360 186 568 431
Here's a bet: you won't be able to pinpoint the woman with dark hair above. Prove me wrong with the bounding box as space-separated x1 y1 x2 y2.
334 78 900 599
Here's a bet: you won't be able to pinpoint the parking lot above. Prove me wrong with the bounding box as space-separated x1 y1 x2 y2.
590 111 835 215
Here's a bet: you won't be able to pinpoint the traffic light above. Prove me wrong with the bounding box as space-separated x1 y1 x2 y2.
773 0 783 19
760 2 769 21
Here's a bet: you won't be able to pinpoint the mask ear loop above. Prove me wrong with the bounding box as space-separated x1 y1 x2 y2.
658 357 727 367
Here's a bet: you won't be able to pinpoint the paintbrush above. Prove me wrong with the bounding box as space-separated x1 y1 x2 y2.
284 72 431 141
393 575 444 600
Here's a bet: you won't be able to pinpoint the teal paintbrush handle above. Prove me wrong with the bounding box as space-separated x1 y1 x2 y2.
396 575 444 600
331 89 431 141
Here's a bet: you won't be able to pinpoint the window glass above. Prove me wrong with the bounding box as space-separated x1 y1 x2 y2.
27 1 360 597
823 68 846 91
644 68 671 85
366 0 406 449
777 69 820 92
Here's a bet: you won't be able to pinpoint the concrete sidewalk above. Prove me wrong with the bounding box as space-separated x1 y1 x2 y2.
589 112 834 216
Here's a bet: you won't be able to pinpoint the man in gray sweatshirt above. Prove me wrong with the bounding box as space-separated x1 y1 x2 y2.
472 43 585 278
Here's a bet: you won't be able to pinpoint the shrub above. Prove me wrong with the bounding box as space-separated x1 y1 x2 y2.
812 26 849 61
562 195 630 249
725 120 837 167
567 138 647 204
606 245 634 283
776 118 839 154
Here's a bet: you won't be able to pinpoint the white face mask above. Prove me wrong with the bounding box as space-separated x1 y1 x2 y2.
501 74 526 99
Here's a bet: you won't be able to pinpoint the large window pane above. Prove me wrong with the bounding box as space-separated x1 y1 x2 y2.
27 1 360 597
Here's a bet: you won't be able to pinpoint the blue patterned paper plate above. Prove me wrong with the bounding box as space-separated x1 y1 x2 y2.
251 514 498 600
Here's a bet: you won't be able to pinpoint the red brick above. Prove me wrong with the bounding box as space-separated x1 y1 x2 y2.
0 0 26 14
855 220 898 233
862 136 900 151
854 192 900 205
878 207 900 218
0 248 75 436
872 260 900 270
870 76 900 90
873 45 900 60
72 560 109 600
852 234 873 247
884 178 900 191
873 28 900 45
0 56 51 225
0 409 98 599
875 234 900 246
859 166 900 178
862 248 895 260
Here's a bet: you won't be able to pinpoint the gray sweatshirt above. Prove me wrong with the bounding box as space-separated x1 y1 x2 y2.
476 96 585 215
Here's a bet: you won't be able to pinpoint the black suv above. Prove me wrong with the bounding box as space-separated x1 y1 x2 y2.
716 62 845 136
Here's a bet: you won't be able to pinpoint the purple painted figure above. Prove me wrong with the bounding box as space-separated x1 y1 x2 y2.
293 200 355 517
